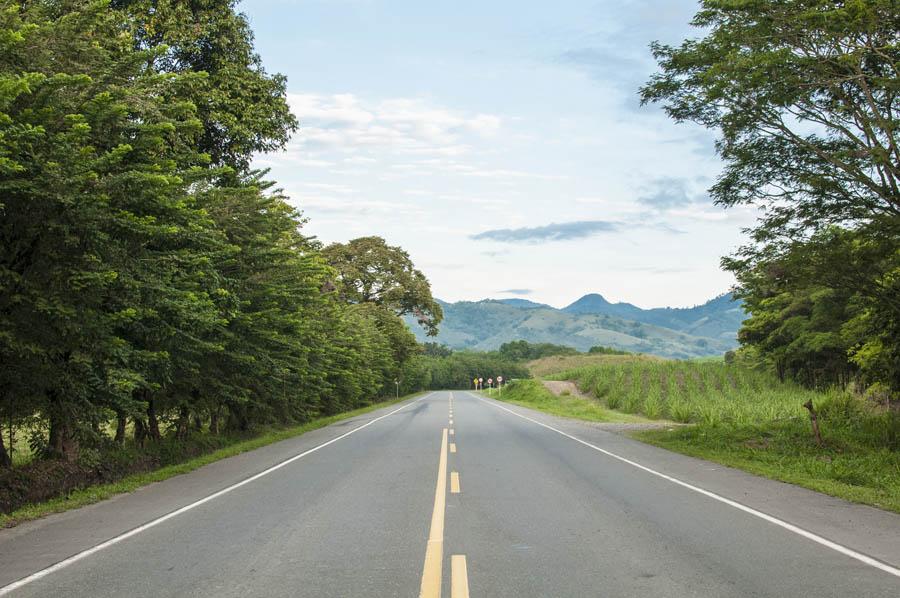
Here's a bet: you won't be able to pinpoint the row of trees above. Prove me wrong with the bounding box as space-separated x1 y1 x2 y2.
0 1 441 466
643 0 899 401
414 352 529 391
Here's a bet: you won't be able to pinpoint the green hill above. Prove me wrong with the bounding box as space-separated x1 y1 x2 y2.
406 295 744 359
563 293 745 343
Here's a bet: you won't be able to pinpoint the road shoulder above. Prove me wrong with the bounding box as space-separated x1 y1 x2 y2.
472 391 900 571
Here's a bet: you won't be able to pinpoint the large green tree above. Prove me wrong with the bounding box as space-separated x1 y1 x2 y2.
0 0 222 459
322 236 444 336
111 0 297 173
642 0 900 394
0 0 443 481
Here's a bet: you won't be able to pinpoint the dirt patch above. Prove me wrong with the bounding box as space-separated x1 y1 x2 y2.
539 380 684 433
542 380 590 398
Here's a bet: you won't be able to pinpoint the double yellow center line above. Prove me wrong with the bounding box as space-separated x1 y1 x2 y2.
419 428 448 597
419 393 469 598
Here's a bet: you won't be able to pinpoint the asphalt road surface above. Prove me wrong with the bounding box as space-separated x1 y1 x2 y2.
0 391 898 597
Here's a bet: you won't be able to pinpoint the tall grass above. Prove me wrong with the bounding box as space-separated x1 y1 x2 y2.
554 360 824 426
546 359 899 512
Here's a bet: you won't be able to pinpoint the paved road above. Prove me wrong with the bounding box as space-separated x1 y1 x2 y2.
0 391 898 597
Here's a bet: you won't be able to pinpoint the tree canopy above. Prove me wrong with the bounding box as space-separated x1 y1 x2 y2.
321 236 444 336
643 0 900 399
0 0 440 467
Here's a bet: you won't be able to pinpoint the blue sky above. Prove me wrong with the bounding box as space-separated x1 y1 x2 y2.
246 0 758 309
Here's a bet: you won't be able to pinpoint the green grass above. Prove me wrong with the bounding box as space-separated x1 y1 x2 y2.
0 393 423 528
553 360 820 425
489 379 652 423
541 358 899 513
634 416 900 513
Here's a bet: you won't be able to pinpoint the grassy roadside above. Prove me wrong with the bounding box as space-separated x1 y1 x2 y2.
517 354 900 514
633 424 900 514
488 379 654 424
0 393 424 528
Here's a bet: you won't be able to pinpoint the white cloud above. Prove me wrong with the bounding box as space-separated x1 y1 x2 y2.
286 93 502 156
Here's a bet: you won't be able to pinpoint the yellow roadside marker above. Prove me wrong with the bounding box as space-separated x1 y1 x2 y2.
450 471 460 494
450 443 457 453
451 555 470 598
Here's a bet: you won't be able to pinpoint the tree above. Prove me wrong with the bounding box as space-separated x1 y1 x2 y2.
423 342 453 358
0 1 225 459
0 0 444 490
588 346 630 356
498 340 579 361
111 0 297 174
735 225 899 391
641 0 900 240
321 236 444 335
642 0 900 394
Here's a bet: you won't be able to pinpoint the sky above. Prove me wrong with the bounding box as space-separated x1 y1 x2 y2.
245 0 759 309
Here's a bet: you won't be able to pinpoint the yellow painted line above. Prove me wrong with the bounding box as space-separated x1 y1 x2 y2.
451 555 470 598
450 443 457 453
449 429 455 436
450 471 460 494
419 428 448 598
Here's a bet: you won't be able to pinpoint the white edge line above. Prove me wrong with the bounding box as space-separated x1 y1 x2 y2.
468 392 900 579
0 393 435 596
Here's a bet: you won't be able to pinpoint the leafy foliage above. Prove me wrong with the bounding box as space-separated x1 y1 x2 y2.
322 236 443 336
415 352 529 390
643 0 900 399
0 1 436 469
588 345 631 355
497 340 579 361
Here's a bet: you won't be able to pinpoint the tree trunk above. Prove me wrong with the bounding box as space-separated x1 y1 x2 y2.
227 405 248 432
0 431 11 468
133 417 147 448
176 405 190 440
145 393 161 442
114 411 127 445
209 409 219 435
47 409 79 462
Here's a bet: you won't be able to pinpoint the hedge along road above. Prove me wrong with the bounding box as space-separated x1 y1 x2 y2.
0 391 898 597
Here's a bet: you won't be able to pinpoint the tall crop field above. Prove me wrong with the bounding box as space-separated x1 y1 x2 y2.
554 361 822 426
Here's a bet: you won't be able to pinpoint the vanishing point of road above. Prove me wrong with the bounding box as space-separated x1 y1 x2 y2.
0 391 897 597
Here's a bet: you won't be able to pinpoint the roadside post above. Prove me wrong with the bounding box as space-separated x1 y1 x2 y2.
497 375 503 395
478 377 483 391
395 379 399 399
488 378 493 394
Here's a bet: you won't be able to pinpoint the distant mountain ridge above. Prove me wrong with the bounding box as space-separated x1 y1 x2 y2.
562 292 745 342
406 292 746 359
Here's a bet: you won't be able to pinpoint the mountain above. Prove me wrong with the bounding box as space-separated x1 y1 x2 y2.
407 293 747 359
563 293 745 342
495 298 551 309
563 294 645 320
